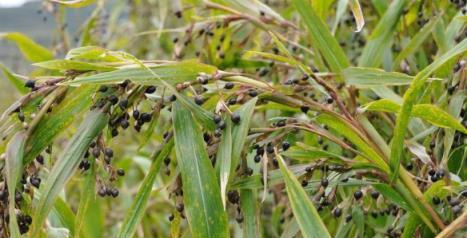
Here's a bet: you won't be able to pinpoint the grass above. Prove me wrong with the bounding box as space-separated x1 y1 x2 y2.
0 0 465 237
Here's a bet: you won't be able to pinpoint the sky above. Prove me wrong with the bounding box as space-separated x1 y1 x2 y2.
0 0 39 8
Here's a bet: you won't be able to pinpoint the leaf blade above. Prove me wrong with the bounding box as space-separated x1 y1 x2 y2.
172 102 229 238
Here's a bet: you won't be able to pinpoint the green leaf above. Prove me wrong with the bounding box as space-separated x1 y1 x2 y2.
0 63 28 94
33 60 116 72
117 139 174 238
292 0 349 72
373 183 411 211
316 114 389 172
74 161 96 238
364 99 467 133
217 119 232 208
281 145 343 162
393 16 441 68
358 0 406 67
0 32 53 63
172 102 229 238
6 132 26 238
168 90 216 131
51 196 76 236
240 190 260 237
342 67 441 87
24 86 97 163
390 38 467 182
30 110 108 237
231 98 258 175
276 154 331 238
66 60 217 86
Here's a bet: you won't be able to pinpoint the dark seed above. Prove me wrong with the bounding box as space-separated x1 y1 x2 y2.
300 106 309 113
248 89 258 97
371 191 380 199
141 113 152 123
35 154 44 164
254 155 261 163
354 190 363 200
326 97 334 104
133 110 140 120
301 180 308 187
214 129 222 137
120 119 129 129
104 148 113 158
111 128 119 137
169 214 175 221
194 95 204 105
117 169 125 176
213 114 222 124
345 214 352 222
282 141 290 151
145 86 156 94
119 99 128 110
321 178 329 187
231 113 241 124
333 208 342 217
25 80 35 88
228 97 237 105
428 169 436 176
110 188 119 197
18 111 25 122
276 120 286 127
98 188 107 197
169 95 177 101
217 120 226 130
452 205 462 215
405 162 413 170
176 203 184 212
227 190 240 204
224 82 234 89
108 95 118 105
432 196 441 205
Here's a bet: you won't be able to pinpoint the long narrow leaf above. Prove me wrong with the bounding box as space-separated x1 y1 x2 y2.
172 102 229 238
390 38 467 182
30 110 109 236
117 139 174 238
292 0 349 72
6 132 26 237
276 154 331 238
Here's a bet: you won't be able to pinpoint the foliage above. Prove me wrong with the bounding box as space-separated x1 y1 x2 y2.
0 0 466 237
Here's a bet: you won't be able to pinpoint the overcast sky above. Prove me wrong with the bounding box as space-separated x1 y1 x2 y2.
0 0 39 8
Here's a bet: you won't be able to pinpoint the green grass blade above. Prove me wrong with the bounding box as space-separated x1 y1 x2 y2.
51 196 76 236
316 114 389 172
172 102 229 238
393 16 441 68
30 110 109 237
6 132 26 238
292 0 349 72
74 161 96 238
217 119 232 208
276 154 331 238
0 63 28 94
389 38 467 182
343 67 431 87
231 98 258 175
0 32 53 63
364 99 467 133
373 183 411 211
358 0 406 67
240 189 261 237
33 60 116 71
66 60 217 86
24 86 97 163
117 139 174 238
49 0 96 8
